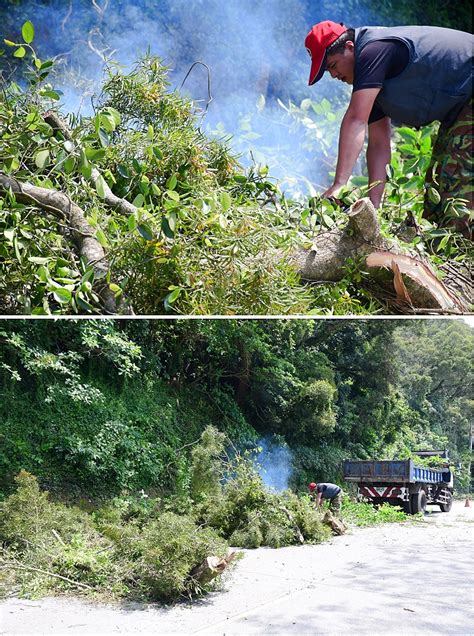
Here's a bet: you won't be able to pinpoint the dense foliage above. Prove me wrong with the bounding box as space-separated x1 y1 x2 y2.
1 317 470 601
0 438 411 602
0 470 230 600
1 318 472 496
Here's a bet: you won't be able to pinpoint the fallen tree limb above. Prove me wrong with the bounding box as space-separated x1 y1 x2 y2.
291 198 471 313
0 172 122 314
323 510 347 536
0 562 94 590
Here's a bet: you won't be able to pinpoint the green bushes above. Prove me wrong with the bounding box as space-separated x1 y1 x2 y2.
0 37 315 315
194 441 331 548
341 498 410 527
0 471 116 596
0 471 229 601
0 464 415 601
134 513 228 600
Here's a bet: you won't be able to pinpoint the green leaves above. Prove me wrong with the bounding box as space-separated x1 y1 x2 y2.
137 223 154 241
52 287 72 304
4 21 35 61
164 286 181 310
34 149 50 169
220 191 232 212
161 213 176 239
13 46 26 58
39 88 61 101
95 228 109 247
132 193 145 208
21 21 35 44
427 187 441 204
166 174 177 191
85 148 106 162
98 128 110 148
95 174 107 199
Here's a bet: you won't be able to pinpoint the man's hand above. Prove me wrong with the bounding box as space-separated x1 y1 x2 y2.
322 183 345 201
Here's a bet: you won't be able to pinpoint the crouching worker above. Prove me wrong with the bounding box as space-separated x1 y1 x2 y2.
309 482 343 513
305 21 473 238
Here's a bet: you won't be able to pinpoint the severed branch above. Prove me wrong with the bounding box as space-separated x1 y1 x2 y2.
188 550 237 586
0 563 93 590
289 198 388 282
0 172 121 314
43 110 137 217
291 198 471 313
323 510 347 535
365 251 466 311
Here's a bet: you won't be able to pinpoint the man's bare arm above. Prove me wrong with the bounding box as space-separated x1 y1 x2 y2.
367 116 391 208
323 88 381 199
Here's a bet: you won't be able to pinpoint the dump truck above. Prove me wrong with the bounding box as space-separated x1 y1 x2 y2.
343 450 453 514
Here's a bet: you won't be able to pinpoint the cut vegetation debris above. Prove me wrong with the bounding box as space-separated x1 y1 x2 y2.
0 434 414 603
1 24 472 316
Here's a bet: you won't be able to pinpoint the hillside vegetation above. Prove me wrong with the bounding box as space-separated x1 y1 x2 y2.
1 318 471 495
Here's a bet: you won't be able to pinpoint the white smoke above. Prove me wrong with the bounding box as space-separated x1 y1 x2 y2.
4 0 376 194
254 436 293 491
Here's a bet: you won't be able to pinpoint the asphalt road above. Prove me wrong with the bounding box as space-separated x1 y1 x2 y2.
1 501 473 635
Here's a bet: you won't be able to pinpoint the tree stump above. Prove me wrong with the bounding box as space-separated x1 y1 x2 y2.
189 550 237 586
289 198 471 313
323 510 347 536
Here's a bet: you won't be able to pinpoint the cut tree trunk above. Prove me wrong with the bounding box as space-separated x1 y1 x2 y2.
189 550 237 586
323 510 347 536
290 198 472 313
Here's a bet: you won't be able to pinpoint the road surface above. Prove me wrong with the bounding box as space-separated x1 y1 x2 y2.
1 501 473 635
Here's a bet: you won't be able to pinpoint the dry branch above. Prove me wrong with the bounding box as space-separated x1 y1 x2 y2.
0 562 93 590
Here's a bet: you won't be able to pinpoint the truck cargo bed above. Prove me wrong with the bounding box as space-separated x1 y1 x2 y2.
343 459 447 484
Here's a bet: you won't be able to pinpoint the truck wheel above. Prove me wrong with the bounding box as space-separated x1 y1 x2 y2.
411 491 427 514
403 500 412 514
439 493 453 512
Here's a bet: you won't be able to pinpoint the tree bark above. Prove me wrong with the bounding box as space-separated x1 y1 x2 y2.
290 198 472 313
323 510 347 535
0 172 122 314
188 550 237 586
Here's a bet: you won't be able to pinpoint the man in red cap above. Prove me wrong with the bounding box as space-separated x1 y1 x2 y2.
308 481 343 513
305 20 472 236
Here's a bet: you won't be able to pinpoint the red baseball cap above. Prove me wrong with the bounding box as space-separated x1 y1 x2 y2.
305 21 348 85
308 482 317 491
